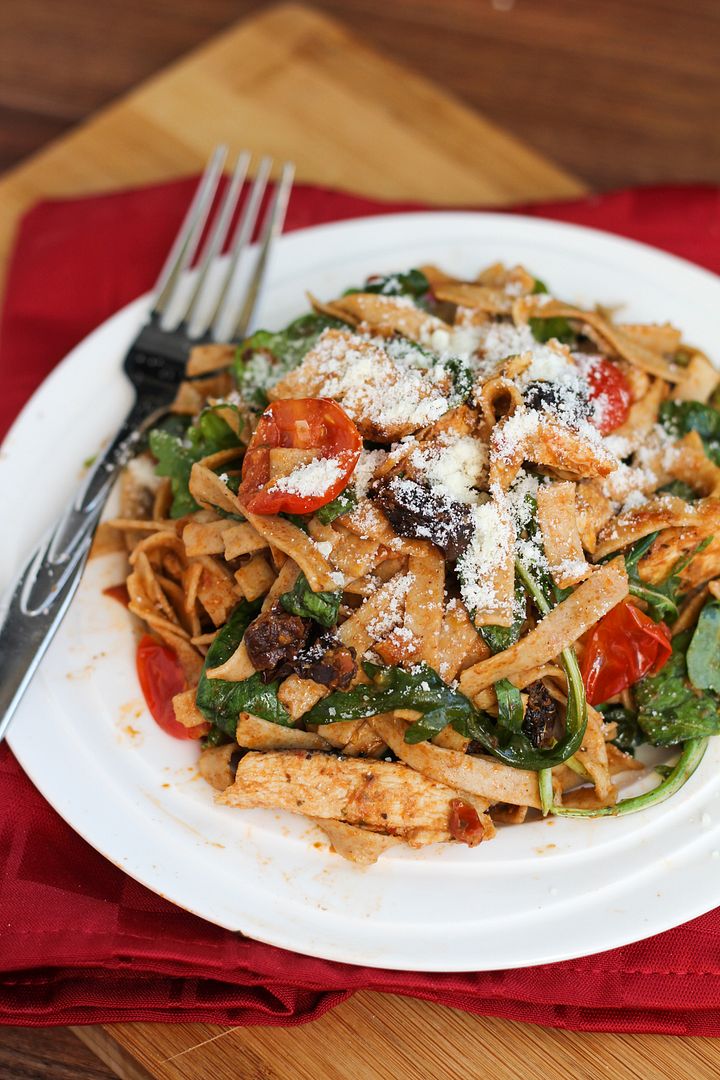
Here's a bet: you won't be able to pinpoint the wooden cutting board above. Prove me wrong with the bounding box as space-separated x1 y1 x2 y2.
3 3 713 1078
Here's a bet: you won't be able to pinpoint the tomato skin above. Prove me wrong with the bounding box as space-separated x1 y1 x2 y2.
581 600 672 706
585 358 632 435
136 635 207 739
239 398 362 516
448 799 485 847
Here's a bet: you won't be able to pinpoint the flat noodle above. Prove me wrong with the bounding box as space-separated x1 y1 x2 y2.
513 296 687 383
593 496 720 561
369 714 539 810
234 554 276 601
672 352 719 403
667 432 720 497
222 522 269 560
236 712 330 750
186 343 236 376
605 377 666 450
490 412 615 491
316 292 448 342
459 559 628 698
402 551 445 663
434 282 515 316
189 461 243 516
240 507 337 592
435 600 491 682
183 519 234 556
536 481 592 588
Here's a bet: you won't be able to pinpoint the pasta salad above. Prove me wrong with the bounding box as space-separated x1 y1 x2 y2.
106 261 720 863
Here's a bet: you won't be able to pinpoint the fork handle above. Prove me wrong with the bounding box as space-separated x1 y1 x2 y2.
49 395 169 563
0 395 167 744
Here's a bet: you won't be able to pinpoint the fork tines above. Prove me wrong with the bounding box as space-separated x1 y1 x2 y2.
151 147 295 344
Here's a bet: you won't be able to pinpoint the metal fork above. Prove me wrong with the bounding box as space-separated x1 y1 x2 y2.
0 146 295 742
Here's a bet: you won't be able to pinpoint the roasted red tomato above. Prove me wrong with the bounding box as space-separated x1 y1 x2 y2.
585 357 632 435
136 635 206 739
448 798 485 847
581 600 672 706
239 398 362 515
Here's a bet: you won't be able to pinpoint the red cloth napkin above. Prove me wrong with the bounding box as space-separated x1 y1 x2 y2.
3 180 720 1035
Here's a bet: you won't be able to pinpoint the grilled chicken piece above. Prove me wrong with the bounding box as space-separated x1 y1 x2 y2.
218 750 493 842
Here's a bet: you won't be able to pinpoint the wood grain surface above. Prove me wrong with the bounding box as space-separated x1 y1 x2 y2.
0 2 718 1078
1 0 719 189
0 2 584 286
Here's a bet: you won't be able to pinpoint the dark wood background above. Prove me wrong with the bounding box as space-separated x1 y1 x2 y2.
1 0 719 1075
1 0 720 188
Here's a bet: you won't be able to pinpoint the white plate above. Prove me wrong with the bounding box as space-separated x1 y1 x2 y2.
3 212 720 973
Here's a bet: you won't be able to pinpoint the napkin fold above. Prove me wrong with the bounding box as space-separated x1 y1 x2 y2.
2 178 720 1034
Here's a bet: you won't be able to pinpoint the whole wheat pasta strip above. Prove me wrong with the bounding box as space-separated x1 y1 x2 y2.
234 554 276 602
314 291 448 342
222 522 269 560
459 559 628 698
672 351 719 403
434 281 515 315
402 551 445 664
369 714 539 810
186 343 236 376
667 432 720 497
240 507 337 592
605 377 666 450
512 296 686 383
593 496 720 561
435 601 490 683
236 713 330 751
182 519 235 556
536 481 592 588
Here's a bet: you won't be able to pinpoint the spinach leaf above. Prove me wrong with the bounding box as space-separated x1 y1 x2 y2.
529 316 577 346
658 480 697 502
195 601 291 733
148 428 199 517
687 601 720 693
444 356 474 405
659 400 720 465
307 658 584 770
596 703 643 753
279 572 341 629
479 582 526 653
315 488 357 524
363 268 430 299
234 313 342 409
532 278 548 294
634 630 720 746
148 405 244 518
306 661 481 744
495 678 525 735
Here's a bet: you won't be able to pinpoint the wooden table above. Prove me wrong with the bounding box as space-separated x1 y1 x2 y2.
1 4 719 1078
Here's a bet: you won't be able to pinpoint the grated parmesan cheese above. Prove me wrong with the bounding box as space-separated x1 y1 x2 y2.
271 456 344 498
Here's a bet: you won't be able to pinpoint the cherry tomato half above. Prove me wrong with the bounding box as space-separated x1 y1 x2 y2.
585 357 632 435
239 398 362 515
580 600 672 706
136 635 207 739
